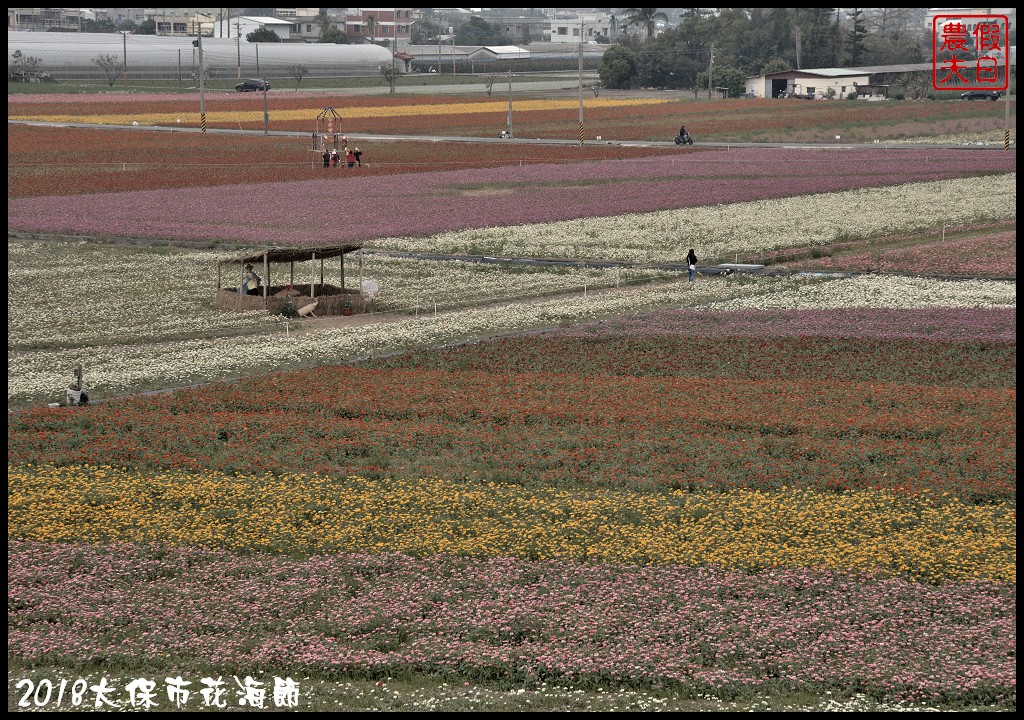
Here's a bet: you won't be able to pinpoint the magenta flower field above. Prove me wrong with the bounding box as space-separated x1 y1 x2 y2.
6 148 1014 246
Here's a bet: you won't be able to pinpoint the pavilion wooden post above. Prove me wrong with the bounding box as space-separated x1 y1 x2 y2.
216 261 221 293
290 261 294 287
340 253 346 291
263 252 269 308
319 257 325 292
310 252 317 299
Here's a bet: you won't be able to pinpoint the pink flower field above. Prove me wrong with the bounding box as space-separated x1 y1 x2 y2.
7 148 1014 246
788 230 1017 276
9 540 1016 705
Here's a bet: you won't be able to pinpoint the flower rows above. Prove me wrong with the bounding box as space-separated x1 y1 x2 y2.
8 98 670 128
786 230 1017 276
7 240 278 350
6 240 669 351
7 124 678 198
8 150 1015 247
8 275 1015 404
7 466 1015 583
10 91 1010 143
9 305 1015 503
8 540 1016 705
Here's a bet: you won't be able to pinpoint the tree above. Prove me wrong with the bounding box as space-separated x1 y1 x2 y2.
365 14 377 43
634 24 709 90
696 65 746 97
598 45 638 89
82 18 117 33
10 50 43 77
380 64 398 94
484 74 497 96
454 17 502 45
760 57 792 75
621 8 669 40
411 18 442 44
862 8 927 65
246 27 281 43
791 8 837 70
320 27 347 44
847 8 868 65
93 53 124 86
315 9 331 39
136 19 156 35
287 64 308 90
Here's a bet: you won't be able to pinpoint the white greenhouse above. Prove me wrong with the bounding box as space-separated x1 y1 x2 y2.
7 31 396 83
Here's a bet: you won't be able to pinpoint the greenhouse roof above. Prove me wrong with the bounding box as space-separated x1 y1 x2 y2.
6 30 393 69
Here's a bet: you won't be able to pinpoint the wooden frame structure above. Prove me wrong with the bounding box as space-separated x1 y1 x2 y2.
215 243 366 316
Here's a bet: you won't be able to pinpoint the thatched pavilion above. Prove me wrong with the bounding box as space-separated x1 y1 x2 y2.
215 243 366 316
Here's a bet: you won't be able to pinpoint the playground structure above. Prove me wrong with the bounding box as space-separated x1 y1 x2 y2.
215 244 368 316
312 106 346 167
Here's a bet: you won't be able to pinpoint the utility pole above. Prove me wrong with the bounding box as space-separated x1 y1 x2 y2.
195 30 207 133
236 18 241 78
707 41 714 99
263 82 269 135
121 31 128 87
578 19 584 145
507 69 513 138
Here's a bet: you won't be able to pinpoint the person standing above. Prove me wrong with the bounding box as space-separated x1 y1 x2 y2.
330 148 339 167
686 248 698 285
322 149 330 168
346 147 356 168
353 147 363 167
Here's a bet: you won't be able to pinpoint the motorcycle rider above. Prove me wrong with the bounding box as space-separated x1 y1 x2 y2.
678 124 688 141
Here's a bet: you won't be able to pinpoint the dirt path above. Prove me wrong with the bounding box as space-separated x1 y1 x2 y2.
284 282 642 338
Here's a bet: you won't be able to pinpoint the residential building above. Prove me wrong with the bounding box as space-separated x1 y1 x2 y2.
475 12 548 45
545 11 615 44
345 8 413 48
8 8 85 31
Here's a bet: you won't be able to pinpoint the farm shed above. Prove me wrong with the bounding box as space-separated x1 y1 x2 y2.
6 30 395 82
469 45 531 61
745 68 870 99
216 244 367 316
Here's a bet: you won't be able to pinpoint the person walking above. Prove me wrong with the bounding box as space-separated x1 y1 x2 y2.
322 149 330 168
686 248 698 285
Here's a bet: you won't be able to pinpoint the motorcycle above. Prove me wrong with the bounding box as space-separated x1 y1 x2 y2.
674 132 694 146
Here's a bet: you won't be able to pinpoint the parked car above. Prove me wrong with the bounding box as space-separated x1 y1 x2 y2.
960 89 1001 101
235 78 270 92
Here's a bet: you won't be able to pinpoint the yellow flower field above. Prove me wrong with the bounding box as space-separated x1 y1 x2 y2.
9 98 671 128
8 464 1014 584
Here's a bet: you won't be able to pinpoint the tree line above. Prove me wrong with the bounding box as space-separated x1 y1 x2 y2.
598 8 938 95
